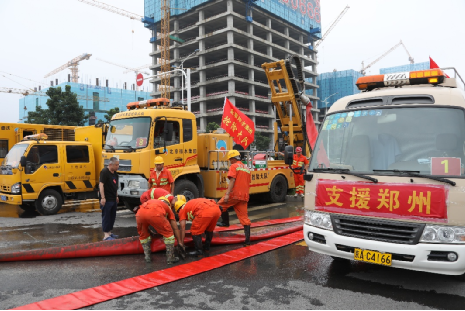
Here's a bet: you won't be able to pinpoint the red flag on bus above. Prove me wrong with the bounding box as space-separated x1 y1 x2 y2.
221 97 255 149
306 101 318 150
430 57 450 78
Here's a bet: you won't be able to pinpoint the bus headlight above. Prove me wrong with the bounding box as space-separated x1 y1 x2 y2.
305 210 333 231
11 182 21 194
420 225 465 243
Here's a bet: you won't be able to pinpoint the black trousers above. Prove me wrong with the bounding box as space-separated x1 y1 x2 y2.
102 201 117 232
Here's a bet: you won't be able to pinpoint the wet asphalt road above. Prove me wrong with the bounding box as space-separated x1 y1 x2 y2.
1 198 465 309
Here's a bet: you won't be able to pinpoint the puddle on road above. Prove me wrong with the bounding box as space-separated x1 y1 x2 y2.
0 200 102 218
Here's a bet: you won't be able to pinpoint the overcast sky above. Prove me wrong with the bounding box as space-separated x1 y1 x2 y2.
1 0 464 123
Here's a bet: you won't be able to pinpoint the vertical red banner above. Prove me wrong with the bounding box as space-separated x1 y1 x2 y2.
221 97 255 149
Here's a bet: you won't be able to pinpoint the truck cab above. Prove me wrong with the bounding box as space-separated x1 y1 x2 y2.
303 68 465 277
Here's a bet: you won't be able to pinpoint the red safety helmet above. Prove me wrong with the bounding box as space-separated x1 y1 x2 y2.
295 147 302 152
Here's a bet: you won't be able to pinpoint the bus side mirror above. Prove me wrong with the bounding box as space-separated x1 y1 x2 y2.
164 122 174 141
284 145 294 165
20 156 27 167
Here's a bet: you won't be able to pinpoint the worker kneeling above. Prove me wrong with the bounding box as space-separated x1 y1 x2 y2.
136 196 183 264
175 198 221 257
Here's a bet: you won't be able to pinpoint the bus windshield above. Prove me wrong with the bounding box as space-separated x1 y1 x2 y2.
106 117 151 150
309 107 465 177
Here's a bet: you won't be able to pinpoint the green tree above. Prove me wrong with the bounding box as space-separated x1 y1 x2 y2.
206 122 220 132
26 85 87 126
104 107 120 122
253 132 271 151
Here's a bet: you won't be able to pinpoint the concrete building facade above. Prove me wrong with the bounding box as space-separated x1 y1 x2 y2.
144 0 320 142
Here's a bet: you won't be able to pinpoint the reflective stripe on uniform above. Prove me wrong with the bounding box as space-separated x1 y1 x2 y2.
140 236 152 244
187 211 194 221
236 167 251 174
163 235 175 244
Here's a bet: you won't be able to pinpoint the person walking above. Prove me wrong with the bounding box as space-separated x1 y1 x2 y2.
148 156 174 194
135 196 183 264
292 147 308 197
217 150 252 246
175 197 222 256
99 157 120 241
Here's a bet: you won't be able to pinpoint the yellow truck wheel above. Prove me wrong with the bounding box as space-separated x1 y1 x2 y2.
174 179 199 201
35 189 63 216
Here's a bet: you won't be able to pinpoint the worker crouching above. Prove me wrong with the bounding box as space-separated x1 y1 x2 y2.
175 198 222 257
217 150 252 247
135 196 183 264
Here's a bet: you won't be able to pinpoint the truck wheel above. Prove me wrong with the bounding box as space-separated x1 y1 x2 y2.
35 189 63 216
266 175 288 203
174 179 199 201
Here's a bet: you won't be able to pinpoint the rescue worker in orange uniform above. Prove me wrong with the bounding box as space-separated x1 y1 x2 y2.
292 147 309 197
135 196 183 264
148 156 174 194
175 197 222 256
140 188 176 207
217 149 252 246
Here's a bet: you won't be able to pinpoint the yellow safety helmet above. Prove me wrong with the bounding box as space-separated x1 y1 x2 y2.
227 150 241 160
174 197 187 213
154 156 164 165
176 194 186 202
158 196 170 205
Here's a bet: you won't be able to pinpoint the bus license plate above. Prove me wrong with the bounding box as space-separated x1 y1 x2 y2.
1 195 6 201
354 248 392 266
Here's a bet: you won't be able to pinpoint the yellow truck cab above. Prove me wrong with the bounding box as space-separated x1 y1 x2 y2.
303 68 465 277
104 99 294 209
0 126 104 215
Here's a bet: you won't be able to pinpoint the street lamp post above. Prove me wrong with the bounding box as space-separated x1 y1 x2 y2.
178 49 199 109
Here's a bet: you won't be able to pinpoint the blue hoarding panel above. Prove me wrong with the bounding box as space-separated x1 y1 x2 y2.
380 61 429 74
144 0 321 35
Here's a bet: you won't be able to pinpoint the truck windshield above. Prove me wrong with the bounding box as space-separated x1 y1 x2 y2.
2 144 28 168
310 107 465 177
106 117 151 150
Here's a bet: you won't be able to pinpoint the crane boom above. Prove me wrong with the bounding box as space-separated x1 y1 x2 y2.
361 41 402 75
77 0 142 20
160 0 171 99
314 5 349 49
0 87 109 102
401 42 414 64
96 58 150 75
123 64 152 74
44 53 92 82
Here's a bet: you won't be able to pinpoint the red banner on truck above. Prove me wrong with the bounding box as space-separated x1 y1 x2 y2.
315 179 448 222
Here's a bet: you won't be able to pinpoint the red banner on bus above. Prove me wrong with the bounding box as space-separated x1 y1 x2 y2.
315 179 448 221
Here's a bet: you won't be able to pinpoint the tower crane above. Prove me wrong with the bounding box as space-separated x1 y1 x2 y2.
44 53 92 83
96 58 150 91
314 5 350 49
160 0 171 99
123 64 152 74
77 0 142 20
361 40 414 75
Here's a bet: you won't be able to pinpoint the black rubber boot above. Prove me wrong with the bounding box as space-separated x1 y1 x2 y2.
243 225 251 247
188 235 203 257
203 231 214 251
216 211 230 227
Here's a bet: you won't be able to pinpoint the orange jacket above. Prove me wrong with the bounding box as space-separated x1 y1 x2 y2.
227 162 251 202
140 188 174 204
149 168 174 192
178 198 220 221
292 154 308 174
137 199 175 220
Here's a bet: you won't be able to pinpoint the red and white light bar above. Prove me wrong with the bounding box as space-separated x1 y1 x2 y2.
356 69 446 91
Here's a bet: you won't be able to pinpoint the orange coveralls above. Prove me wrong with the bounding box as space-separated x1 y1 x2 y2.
140 188 174 204
136 199 176 245
292 154 308 195
217 162 251 226
148 168 174 193
178 199 221 235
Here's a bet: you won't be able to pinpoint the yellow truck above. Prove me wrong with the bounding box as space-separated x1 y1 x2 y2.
103 98 294 209
0 123 76 163
0 126 105 215
303 68 465 278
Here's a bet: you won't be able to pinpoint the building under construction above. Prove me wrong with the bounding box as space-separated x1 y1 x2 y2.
143 0 321 137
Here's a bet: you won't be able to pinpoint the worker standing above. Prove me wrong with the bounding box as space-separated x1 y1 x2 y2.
148 156 174 194
99 157 120 241
217 150 252 246
175 197 221 256
135 196 183 264
292 147 309 197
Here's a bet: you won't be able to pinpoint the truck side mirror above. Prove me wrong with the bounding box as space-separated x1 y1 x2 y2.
20 156 27 167
284 145 294 165
163 122 174 141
